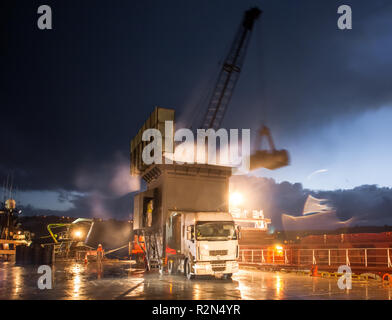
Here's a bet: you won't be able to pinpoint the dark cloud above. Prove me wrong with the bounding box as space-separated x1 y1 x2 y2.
21 176 392 228
1 1 392 223
224 0 392 143
20 191 135 220
230 176 392 229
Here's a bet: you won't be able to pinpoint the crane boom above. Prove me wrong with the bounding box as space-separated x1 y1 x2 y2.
200 7 262 130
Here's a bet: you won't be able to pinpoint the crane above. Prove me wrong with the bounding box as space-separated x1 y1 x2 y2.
198 7 289 170
200 7 261 130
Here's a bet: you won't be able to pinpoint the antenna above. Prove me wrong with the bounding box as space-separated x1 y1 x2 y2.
9 173 14 199
5 173 9 200
2 179 5 203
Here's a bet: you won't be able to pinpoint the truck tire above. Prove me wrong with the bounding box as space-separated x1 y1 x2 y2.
223 273 232 280
185 259 195 280
144 259 150 271
136 253 144 265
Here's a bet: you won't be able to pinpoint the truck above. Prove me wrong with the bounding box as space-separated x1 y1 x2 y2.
166 211 239 279
131 161 240 279
131 107 240 279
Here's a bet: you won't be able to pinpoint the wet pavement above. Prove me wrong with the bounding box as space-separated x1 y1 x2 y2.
0 261 391 300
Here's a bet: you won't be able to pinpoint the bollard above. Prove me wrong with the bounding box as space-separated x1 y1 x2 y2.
382 273 392 287
310 264 320 277
42 246 53 265
33 245 41 265
23 246 33 265
15 245 22 264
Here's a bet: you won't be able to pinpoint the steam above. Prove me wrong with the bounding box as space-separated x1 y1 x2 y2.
75 153 140 197
109 163 140 196
71 153 141 218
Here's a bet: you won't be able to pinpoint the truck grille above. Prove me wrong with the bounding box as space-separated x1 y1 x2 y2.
212 266 226 272
211 261 226 272
209 250 228 256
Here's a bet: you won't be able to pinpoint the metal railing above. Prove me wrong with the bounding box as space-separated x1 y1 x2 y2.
239 247 392 269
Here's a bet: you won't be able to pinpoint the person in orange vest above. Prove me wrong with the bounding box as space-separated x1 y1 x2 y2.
97 244 104 266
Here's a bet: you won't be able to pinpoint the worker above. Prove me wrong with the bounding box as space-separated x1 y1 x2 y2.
147 200 153 227
97 244 104 266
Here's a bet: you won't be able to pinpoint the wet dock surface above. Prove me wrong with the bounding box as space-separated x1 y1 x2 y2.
0 261 391 300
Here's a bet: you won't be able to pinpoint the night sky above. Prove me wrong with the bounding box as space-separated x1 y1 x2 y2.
1 1 392 221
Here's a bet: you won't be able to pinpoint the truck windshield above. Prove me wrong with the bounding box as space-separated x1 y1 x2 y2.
196 221 237 241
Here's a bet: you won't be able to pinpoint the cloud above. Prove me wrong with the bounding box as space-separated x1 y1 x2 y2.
20 191 135 220
1 0 392 218
230 175 392 230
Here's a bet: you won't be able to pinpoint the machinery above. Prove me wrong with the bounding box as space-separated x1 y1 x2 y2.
0 198 31 261
0 198 23 240
41 218 93 258
196 7 289 171
130 7 289 278
250 126 289 170
42 218 132 260
199 7 261 131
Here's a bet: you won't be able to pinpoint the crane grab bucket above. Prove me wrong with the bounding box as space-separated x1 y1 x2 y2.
250 149 289 170
249 126 290 171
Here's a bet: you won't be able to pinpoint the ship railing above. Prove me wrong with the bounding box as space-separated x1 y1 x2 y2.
239 247 392 269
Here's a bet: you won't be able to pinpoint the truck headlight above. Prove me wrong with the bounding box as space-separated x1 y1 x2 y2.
194 263 211 270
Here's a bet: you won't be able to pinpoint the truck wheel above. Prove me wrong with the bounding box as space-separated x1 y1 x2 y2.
185 259 195 280
144 259 150 271
223 273 232 280
136 253 144 265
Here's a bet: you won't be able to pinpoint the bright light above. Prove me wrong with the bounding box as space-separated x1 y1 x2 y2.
73 230 83 238
230 192 243 207
275 245 283 256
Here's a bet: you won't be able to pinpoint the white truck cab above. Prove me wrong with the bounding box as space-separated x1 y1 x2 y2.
166 211 239 279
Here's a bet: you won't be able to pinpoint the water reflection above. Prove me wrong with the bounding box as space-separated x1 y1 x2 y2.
193 283 201 299
276 275 282 296
12 266 23 297
71 265 83 298
1 262 392 300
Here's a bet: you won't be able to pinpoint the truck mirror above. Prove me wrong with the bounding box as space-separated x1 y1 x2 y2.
186 226 194 241
236 225 241 240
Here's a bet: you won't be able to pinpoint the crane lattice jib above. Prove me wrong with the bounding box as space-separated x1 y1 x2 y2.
200 7 262 130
